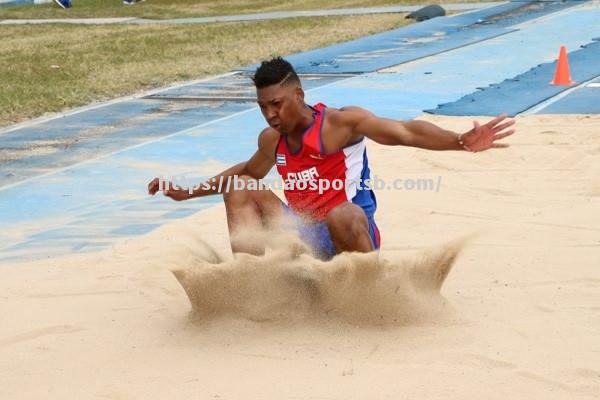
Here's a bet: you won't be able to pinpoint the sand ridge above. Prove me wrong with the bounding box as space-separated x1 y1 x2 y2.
172 230 465 324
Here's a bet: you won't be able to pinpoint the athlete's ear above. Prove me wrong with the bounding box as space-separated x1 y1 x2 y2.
295 86 305 103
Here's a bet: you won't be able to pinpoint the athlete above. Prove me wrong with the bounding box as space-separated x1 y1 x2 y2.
148 57 515 260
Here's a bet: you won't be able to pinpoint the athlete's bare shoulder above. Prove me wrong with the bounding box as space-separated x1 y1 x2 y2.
338 105 375 118
257 127 280 159
325 106 375 128
322 106 375 151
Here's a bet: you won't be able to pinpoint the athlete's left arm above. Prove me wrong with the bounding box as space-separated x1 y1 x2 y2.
340 107 515 152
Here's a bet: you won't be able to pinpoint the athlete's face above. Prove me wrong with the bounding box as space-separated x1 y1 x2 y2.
256 83 304 134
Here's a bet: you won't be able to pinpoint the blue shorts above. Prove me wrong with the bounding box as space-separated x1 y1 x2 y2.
283 205 381 260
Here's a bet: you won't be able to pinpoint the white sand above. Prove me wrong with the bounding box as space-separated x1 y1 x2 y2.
1 114 599 399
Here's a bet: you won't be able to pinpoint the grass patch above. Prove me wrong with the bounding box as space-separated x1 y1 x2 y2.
0 0 486 20
0 14 411 125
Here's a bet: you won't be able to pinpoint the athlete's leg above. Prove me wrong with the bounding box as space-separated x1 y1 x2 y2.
325 202 374 254
222 175 285 255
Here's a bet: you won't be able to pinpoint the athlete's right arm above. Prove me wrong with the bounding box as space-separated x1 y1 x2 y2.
147 128 279 201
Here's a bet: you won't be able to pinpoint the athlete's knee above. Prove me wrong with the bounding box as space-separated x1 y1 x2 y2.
326 203 369 240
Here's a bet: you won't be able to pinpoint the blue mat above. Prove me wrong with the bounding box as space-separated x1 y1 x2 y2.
149 73 345 98
426 39 600 116
240 1 583 74
0 73 347 188
0 99 254 187
540 76 600 114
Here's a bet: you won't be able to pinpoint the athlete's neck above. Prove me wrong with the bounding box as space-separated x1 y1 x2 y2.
287 105 315 138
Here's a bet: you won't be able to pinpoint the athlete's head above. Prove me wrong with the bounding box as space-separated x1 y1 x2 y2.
253 57 305 134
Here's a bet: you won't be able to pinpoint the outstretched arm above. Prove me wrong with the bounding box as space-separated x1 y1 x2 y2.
342 107 515 151
148 128 278 201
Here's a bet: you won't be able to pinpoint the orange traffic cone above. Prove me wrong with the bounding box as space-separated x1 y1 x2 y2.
550 45 575 86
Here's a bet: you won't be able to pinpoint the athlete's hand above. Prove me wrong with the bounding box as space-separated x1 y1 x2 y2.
148 177 161 195
460 114 515 152
147 177 192 201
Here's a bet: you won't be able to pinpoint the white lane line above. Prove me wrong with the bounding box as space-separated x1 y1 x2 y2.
519 75 600 115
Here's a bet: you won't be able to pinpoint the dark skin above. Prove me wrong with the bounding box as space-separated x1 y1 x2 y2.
148 78 515 256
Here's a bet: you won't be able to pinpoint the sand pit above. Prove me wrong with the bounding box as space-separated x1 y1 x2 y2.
1 114 599 399
172 233 462 325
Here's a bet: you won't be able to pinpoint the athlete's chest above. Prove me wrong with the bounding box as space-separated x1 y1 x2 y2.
275 139 346 182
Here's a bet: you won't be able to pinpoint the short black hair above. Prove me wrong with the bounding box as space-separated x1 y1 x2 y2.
252 57 300 89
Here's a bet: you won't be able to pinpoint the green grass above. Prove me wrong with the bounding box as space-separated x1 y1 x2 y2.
0 0 486 20
0 13 412 125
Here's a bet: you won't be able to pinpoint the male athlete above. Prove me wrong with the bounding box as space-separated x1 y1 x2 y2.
148 57 515 260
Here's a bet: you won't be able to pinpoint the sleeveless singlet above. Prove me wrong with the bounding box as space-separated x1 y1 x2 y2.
275 103 377 222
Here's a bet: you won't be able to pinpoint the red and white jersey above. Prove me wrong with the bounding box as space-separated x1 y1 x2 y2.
275 103 377 221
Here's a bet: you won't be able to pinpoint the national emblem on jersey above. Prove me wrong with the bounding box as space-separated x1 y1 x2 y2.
276 153 286 166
